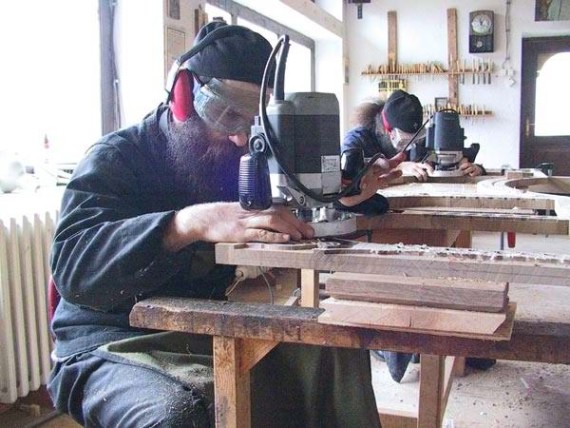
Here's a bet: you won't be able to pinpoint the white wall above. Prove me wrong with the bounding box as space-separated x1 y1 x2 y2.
344 0 570 169
315 39 345 123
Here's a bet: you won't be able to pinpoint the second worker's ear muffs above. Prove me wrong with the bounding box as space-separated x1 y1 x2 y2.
165 24 254 122
381 109 393 133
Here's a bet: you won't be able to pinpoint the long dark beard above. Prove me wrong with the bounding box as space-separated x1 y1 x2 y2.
166 114 248 203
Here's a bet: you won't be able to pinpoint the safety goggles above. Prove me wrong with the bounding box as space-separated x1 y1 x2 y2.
390 127 426 151
194 78 262 135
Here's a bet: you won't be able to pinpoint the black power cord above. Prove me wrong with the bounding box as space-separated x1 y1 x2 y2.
256 36 439 204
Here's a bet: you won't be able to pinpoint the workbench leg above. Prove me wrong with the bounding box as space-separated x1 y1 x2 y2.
453 357 466 377
453 230 472 248
418 355 445 428
301 269 320 308
213 336 251 428
450 230 471 377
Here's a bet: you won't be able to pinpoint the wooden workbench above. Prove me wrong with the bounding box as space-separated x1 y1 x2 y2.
130 237 570 427
360 174 570 240
130 280 570 427
130 173 570 428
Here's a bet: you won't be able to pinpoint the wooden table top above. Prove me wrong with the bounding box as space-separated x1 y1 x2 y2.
130 282 570 364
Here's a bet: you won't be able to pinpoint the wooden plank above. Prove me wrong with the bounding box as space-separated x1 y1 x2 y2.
318 298 511 338
357 211 568 234
453 355 466 377
378 407 417 428
215 242 570 286
213 336 250 428
506 171 534 180
497 176 570 220
454 230 472 248
369 228 461 247
447 8 458 105
384 195 555 211
447 8 458 67
442 356 460 407
399 207 535 214
325 273 508 312
503 176 570 194
387 11 397 72
391 175 497 185
238 338 278 374
418 355 445 427
548 177 570 194
301 269 319 308
129 296 570 363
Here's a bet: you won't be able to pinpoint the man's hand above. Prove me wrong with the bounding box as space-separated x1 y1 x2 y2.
164 203 315 252
397 161 434 182
459 158 484 177
339 152 405 207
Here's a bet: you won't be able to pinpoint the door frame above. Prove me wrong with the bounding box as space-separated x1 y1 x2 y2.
520 36 570 174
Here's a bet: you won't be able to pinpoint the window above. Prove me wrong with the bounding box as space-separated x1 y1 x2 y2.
1 1 101 167
0 0 314 174
205 1 314 92
535 52 570 136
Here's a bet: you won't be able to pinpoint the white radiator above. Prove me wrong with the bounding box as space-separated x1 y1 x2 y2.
0 212 56 404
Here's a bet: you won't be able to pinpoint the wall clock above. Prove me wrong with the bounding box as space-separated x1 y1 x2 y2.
469 10 494 53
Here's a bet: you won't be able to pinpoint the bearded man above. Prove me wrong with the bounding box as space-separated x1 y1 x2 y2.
48 22 382 427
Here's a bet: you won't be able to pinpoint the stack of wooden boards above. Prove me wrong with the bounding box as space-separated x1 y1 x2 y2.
319 273 515 340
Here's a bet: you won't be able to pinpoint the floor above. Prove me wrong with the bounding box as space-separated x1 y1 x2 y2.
0 391 79 428
1 231 568 427
372 357 570 428
372 231 570 428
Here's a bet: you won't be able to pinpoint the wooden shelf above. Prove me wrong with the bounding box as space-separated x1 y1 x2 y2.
362 63 494 81
460 113 493 117
362 70 494 86
362 71 493 77
363 9 495 115
424 104 493 117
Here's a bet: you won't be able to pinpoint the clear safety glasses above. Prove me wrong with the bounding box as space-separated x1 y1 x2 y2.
194 78 261 135
391 127 426 151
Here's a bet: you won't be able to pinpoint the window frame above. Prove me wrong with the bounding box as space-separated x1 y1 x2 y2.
206 0 315 90
98 0 316 133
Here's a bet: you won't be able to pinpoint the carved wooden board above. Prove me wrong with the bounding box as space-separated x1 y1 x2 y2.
357 210 568 234
372 175 570 234
216 241 570 286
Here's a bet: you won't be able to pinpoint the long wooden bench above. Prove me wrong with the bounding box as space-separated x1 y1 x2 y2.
130 283 570 427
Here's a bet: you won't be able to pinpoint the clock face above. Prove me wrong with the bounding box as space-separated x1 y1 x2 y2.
471 13 492 34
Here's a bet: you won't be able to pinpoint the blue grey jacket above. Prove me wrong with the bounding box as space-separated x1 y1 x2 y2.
341 126 399 159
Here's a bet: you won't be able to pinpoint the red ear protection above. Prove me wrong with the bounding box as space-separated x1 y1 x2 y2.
381 109 392 133
165 24 254 122
170 70 195 122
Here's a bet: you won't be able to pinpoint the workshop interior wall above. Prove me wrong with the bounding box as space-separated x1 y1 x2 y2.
343 0 570 169
111 0 569 170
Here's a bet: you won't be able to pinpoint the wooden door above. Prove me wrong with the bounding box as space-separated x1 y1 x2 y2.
520 36 570 176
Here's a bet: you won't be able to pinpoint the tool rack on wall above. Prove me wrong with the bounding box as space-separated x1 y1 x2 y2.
362 9 494 118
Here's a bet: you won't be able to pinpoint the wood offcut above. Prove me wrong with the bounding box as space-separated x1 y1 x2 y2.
325 272 509 312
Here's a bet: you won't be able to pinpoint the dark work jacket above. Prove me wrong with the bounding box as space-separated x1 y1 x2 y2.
341 126 431 162
51 105 236 358
341 126 399 160
335 127 398 216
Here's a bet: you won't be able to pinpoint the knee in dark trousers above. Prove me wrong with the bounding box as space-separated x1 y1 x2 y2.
48 352 213 427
